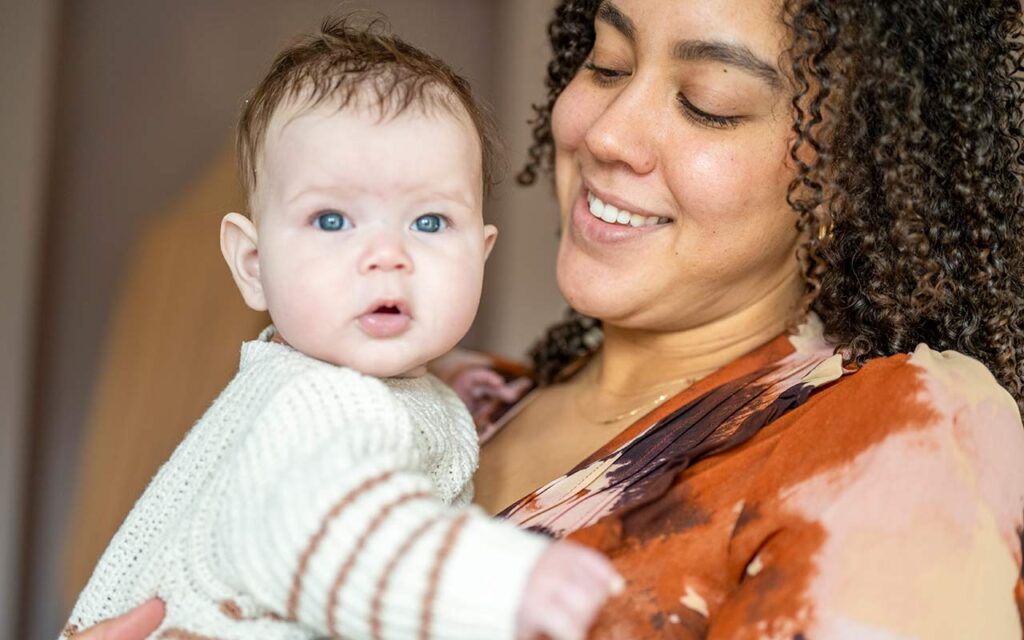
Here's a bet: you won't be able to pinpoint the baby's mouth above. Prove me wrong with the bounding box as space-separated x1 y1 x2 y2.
358 300 412 338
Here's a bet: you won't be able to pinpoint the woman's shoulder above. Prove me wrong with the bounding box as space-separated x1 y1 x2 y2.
812 343 1024 454
849 343 1019 416
760 342 1024 533
730 344 1024 636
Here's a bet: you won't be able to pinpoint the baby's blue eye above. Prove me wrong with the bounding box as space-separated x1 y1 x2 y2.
412 214 447 233
314 211 349 231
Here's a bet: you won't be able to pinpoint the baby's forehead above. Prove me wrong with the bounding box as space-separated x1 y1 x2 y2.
269 83 478 143
254 96 485 211
261 92 483 171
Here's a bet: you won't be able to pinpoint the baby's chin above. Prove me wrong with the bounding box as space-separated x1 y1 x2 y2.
320 351 430 379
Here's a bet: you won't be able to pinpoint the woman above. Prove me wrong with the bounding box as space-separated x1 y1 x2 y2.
80 0 1024 637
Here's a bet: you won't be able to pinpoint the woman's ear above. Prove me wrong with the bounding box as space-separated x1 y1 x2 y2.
483 224 498 260
220 212 267 311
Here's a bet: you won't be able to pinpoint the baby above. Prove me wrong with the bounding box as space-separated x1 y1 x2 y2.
62 17 619 640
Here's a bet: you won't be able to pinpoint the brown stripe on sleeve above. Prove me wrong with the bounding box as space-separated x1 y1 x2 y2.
157 629 221 640
287 471 395 620
326 491 433 638
420 513 471 640
218 599 284 623
370 515 446 640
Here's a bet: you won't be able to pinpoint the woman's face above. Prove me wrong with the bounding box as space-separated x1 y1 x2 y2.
553 0 802 331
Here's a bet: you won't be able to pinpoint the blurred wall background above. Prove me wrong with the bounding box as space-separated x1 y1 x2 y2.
2 1 564 637
1 0 60 636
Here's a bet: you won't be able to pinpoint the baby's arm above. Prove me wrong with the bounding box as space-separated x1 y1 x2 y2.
210 367 614 639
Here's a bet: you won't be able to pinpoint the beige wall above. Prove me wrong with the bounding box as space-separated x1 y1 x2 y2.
0 0 59 636
479 0 565 356
23 1 563 636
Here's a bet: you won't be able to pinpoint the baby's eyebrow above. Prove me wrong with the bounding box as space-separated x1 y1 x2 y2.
285 186 332 207
414 185 478 210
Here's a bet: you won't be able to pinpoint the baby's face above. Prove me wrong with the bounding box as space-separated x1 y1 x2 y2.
251 100 496 377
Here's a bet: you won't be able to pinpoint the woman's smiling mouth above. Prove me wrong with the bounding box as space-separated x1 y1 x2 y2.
587 191 669 227
570 187 672 247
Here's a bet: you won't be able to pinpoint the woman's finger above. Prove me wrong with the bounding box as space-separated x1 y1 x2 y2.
76 598 165 640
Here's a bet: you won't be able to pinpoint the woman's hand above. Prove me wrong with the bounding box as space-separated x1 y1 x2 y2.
73 598 164 640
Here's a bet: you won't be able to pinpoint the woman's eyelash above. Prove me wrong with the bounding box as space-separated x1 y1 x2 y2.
582 60 628 86
584 60 742 129
676 94 742 129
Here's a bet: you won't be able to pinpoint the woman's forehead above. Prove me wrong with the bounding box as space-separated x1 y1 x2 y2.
594 0 790 69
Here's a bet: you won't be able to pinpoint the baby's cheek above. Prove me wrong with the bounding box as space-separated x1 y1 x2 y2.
265 279 337 349
433 270 483 340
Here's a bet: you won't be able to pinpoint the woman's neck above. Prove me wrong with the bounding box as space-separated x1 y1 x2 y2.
593 271 805 395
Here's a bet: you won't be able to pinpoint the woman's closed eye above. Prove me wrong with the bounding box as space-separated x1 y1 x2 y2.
582 60 629 87
583 60 743 129
676 93 743 129
313 210 351 231
411 213 449 233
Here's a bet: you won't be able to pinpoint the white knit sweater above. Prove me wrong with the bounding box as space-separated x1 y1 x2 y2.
63 330 549 640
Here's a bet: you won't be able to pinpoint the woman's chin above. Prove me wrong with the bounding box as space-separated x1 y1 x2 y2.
557 269 641 324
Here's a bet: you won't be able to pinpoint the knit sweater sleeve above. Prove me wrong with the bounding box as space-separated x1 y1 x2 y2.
210 363 549 640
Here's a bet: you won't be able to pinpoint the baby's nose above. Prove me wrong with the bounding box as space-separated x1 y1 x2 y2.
359 236 412 273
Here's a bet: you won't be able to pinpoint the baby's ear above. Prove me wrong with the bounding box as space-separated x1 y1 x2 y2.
482 224 498 260
220 212 267 311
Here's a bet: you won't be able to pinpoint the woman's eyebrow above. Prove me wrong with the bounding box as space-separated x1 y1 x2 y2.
596 1 636 41
673 40 782 90
596 2 782 91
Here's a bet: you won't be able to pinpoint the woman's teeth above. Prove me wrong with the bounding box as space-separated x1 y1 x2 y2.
587 192 668 227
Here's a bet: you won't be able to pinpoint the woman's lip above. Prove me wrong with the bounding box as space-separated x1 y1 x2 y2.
358 312 411 338
569 188 670 246
584 182 664 221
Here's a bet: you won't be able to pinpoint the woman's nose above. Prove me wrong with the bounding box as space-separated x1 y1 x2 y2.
583 82 658 176
358 233 413 274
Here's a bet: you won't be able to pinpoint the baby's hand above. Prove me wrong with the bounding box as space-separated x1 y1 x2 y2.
516 540 623 640
449 367 531 432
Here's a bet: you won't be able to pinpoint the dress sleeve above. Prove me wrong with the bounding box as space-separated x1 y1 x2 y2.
209 366 549 640
711 346 1024 639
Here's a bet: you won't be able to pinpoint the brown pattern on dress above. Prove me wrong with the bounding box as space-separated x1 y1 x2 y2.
494 326 1024 637
502 331 931 636
287 470 395 619
1017 516 1024 630
61 623 79 638
499 345 845 537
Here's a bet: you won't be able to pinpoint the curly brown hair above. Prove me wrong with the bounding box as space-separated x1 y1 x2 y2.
522 0 1024 411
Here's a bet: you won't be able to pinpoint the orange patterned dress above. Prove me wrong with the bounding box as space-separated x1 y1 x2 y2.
490 320 1024 639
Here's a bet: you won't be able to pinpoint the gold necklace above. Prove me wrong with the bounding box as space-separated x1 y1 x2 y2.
574 371 699 425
